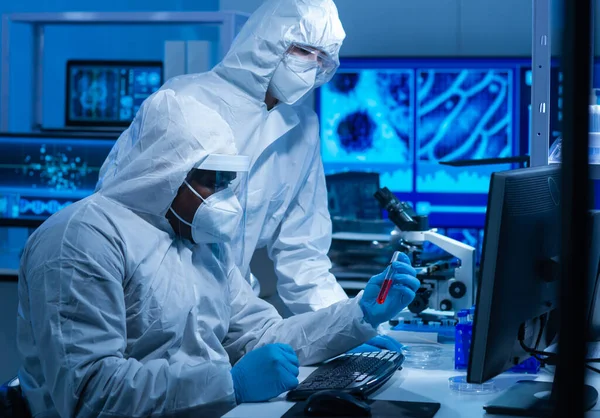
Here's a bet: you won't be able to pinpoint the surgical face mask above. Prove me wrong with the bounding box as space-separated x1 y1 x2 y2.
269 56 318 105
169 181 243 244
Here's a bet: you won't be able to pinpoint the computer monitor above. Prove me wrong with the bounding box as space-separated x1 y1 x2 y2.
65 60 163 127
0 133 117 227
326 171 382 220
467 165 599 415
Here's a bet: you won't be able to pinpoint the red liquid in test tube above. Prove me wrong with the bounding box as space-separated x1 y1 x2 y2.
376 251 402 304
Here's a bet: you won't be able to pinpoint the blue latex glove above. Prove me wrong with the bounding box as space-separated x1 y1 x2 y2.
347 335 405 354
366 335 404 352
230 343 299 403
359 253 420 328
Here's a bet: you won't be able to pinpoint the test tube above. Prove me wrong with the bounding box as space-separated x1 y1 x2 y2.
377 251 402 304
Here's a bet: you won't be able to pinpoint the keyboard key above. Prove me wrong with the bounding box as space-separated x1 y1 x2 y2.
287 351 404 401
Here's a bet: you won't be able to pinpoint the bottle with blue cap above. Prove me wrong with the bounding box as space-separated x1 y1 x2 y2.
454 308 472 369
453 304 540 373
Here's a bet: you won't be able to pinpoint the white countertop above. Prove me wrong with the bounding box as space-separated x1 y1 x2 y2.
224 344 600 418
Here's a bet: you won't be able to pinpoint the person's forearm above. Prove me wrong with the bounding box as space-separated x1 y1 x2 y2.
252 296 377 365
275 259 349 314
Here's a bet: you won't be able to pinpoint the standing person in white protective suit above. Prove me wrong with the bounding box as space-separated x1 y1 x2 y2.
17 91 420 417
95 0 402 353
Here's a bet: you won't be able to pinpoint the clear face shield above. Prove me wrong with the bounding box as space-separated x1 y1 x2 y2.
168 154 249 265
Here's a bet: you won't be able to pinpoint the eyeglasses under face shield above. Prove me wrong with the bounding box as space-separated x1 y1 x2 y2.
187 169 238 194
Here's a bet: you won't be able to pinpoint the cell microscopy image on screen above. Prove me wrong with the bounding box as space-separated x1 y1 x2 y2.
416 69 513 193
69 68 121 122
320 70 414 192
68 65 161 124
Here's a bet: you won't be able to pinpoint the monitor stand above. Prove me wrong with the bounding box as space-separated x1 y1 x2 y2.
483 380 598 417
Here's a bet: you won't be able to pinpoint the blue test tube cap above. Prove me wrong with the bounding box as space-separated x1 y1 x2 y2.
457 310 468 318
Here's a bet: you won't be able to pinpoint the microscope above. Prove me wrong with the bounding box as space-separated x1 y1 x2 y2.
373 187 476 315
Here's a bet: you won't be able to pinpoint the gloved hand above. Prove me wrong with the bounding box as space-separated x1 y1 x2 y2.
366 335 404 352
347 335 404 354
230 343 299 403
359 253 420 328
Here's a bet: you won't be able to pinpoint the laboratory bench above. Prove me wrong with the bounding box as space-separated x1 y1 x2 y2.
224 344 600 418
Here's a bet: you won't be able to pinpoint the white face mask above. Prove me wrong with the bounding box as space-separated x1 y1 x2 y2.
169 180 243 244
268 56 318 105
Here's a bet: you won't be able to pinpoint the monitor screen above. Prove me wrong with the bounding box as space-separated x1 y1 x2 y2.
0 134 116 225
326 171 382 220
317 57 572 231
66 60 163 127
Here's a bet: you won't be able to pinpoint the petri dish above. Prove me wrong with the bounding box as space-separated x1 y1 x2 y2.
401 344 443 369
448 375 498 394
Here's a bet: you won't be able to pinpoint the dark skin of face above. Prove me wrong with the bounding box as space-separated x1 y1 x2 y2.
165 171 219 242
265 90 278 111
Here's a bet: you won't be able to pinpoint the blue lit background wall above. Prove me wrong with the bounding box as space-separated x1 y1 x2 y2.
0 0 219 131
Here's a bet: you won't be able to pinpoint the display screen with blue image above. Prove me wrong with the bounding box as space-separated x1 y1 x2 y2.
317 57 600 232
66 60 163 127
0 134 116 224
321 70 415 193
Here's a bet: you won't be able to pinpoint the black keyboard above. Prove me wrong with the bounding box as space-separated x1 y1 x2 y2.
286 350 404 401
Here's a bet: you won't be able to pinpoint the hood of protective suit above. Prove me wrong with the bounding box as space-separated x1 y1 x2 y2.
97 89 238 228
214 0 345 101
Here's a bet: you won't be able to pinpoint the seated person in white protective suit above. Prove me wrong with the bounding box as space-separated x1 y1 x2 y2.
95 0 401 353
16 91 420 417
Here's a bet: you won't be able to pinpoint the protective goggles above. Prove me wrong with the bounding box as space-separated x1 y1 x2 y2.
287 43 337 74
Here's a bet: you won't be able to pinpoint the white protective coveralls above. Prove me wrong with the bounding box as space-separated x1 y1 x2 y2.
16 90 378 418
96 0 349 315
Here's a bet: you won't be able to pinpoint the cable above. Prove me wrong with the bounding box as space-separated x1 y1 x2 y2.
535 314 548 350
519 339 555 365
518 314 557 365
516 316 600 368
